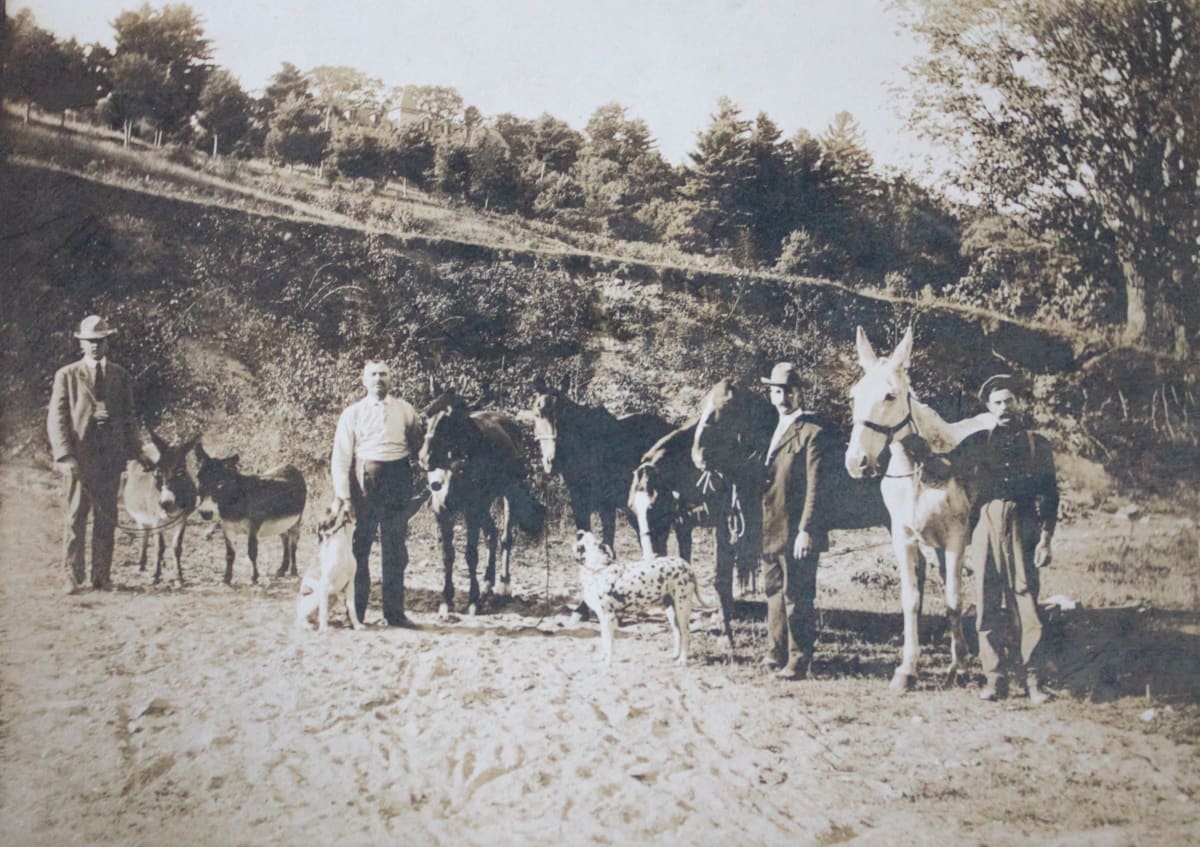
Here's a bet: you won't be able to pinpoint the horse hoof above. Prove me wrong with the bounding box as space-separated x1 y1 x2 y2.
438 603 450 620
496 581 511 597
467 602 479 616
890 670 916 693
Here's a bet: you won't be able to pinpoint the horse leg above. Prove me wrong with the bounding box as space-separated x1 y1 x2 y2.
942 537 969 688
714 527 736 651
438 512 455 620
138 531 149 572
480 511 499 599
171 522 186 585
247 531 259 584
153 531 166 584
465 518 482 616
497 499 514 598
675 523 692 562
600 507 617 555
223 533 236 585
891 529 922 693
277 523 299 577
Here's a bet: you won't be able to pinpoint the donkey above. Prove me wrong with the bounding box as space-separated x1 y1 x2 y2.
690 378 891 650
123 430 198 584
193 442 307 585
844 326 993 691
526 374 673 551
420 393 545 618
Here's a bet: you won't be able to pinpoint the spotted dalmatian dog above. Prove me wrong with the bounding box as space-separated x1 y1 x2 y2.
572 530 707 666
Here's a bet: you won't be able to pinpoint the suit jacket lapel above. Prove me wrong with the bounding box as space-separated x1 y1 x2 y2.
767 421 800 465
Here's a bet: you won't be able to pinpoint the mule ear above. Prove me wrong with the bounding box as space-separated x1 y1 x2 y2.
532 374 547 394
891 326 914 372
855 326 878 369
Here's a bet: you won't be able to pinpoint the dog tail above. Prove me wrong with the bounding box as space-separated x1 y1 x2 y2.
508 482 546 535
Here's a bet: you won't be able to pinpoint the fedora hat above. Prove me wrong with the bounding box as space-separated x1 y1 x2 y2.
978 373 1026 403
760 362 806 389
74 315 117 340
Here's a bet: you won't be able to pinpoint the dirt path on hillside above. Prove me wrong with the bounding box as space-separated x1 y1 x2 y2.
1 459 1197 846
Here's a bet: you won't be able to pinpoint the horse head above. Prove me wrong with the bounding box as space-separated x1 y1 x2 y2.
846 326 916 479
529 373 570 475
144 429 199 515
419 394 476 509
193 441 240 520
691 378 772 474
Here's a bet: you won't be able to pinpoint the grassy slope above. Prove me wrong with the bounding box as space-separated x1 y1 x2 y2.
1 119 1195 505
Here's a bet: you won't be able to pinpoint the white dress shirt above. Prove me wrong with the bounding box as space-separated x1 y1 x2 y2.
331 394 421 499
766 408 806 465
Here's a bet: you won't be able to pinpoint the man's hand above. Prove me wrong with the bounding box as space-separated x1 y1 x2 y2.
793 530 813 560
1034 532 1053 568
330 496 354 522
55 457 79 477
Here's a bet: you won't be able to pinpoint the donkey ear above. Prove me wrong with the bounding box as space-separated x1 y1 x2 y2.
559 374 571 395
532 374 547 394
891 326 914 372
228 454 240 468
855 326 878 369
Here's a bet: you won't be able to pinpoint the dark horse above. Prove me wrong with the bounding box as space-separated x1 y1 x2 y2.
527 374 673 550
419 393 545 618
628 420 751 647
689 379 893 643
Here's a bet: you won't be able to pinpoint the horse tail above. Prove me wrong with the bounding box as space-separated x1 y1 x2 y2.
508 482 546 535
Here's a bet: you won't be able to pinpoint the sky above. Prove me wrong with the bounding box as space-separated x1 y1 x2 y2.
18 0 949 177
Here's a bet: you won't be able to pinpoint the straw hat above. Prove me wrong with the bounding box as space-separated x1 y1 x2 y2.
74 315 117 340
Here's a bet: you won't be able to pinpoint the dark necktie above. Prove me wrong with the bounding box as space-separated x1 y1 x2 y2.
94 363 106 400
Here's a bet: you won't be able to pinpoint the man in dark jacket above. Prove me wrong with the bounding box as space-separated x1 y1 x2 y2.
759 362 833 680
47 315 144 593
952 373 1059 704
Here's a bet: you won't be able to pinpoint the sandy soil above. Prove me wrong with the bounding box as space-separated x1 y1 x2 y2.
1 459 1197 847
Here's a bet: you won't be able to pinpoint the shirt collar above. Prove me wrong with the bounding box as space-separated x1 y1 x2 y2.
82 355 107 369
364 393 390 407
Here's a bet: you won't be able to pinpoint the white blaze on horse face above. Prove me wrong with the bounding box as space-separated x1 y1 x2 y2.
427 467 452 510
691 393 716 469
532 415 556 474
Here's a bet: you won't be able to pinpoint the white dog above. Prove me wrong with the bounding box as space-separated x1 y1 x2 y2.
572 530 707 666
295 506 361 633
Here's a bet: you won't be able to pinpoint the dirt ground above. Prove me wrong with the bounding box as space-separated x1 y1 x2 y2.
1 457 1197 847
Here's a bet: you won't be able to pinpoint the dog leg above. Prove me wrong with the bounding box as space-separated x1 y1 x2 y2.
598 613 615 667
317 576 331 634
346 583 362 630
675 594 693 666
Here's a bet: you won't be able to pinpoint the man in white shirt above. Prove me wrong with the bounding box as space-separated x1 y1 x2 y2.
331 361 424 625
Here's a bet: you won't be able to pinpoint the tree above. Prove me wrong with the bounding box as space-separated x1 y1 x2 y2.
3 10 59 121
263 62 309 111
410 85 464 138
307 65 386 130
194 68 251 156
683 98 756 258
902 0 1200 354
389 123 436 184
327 125 390 182
111 3 212 138
265 93 329 171
100 51 163 146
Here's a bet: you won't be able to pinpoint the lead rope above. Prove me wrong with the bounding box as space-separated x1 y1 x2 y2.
71 474 193 536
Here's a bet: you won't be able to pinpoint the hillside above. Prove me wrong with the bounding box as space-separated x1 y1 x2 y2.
1 122 1196 500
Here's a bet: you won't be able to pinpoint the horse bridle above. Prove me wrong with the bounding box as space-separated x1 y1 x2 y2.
855 393 919 478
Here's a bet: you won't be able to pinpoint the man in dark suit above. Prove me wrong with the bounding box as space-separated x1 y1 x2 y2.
47 315 144 592
759 362 833 680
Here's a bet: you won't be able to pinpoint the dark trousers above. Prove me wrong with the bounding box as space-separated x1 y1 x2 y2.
352 459 412 625
61 460 123 589
762 549 819 670
973 499 1044 682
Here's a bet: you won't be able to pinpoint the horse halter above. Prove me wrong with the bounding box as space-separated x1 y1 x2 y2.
855 393 918 473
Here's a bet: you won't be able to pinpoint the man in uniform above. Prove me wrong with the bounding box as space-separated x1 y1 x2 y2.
48 315 144 592
330 361 424 626
952 373 1059 704
759 362 834 680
